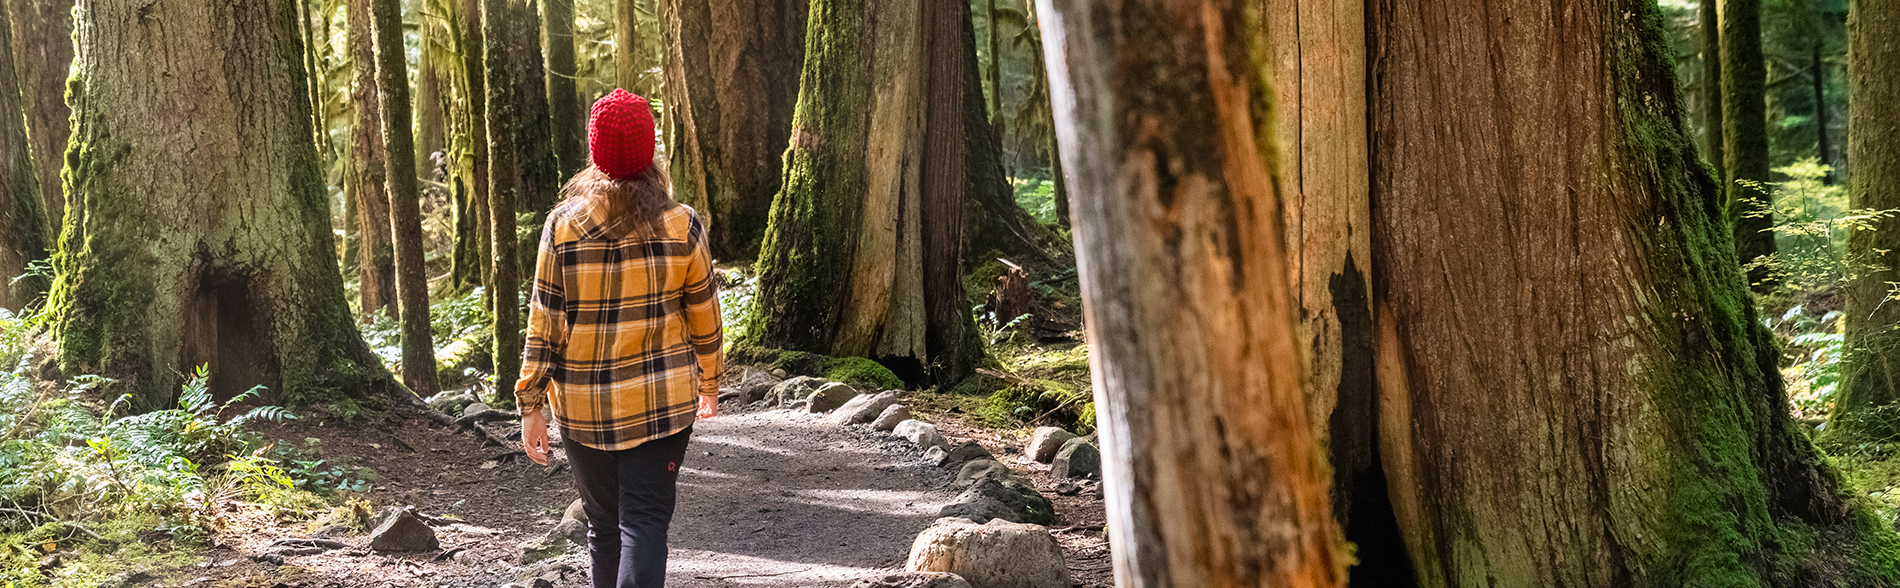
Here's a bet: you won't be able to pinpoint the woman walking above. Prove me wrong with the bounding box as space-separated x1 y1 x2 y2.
515 89 724 588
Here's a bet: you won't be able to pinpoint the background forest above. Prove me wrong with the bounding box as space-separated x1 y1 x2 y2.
2 0 1899 586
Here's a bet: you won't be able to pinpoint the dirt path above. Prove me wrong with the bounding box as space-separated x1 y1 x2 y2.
161 399 1109 588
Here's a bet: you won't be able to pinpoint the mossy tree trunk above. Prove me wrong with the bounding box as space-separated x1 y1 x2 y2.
56 0 399 408
541 0 584 178
416 8 448 174
1829 0 1900 441
372 0 440 396
1702 0 1725 179
1037 0 1345 583
657 0 807 262
349 0 397 317
4 0 72 231
0 0 50 311
1722 0 1775 288
745 0 981 387
961 29 1059 268
1368 0 1893 585
448 0 491 293
482 0 557 406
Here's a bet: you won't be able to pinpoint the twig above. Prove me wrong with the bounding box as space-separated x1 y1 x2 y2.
0 508 101 539
695 568 811 580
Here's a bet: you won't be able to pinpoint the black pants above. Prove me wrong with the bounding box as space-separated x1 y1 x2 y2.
566 427 692 588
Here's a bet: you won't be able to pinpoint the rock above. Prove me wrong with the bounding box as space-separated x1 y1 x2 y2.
771 368 789 378
941 469 1053 525
427 391 480 415
872 404 912 431
923 446 947 464
1053 481 1080 496
515 561 580 586
906 518 1070 588
766 376 826 406
806 382 862 413
554 518 588 546
848 572 974 588
895 420 947 450
1051 438 1101 480
563 498 587 524
834 391 900 424
368 508 439 552
462 402 491 418
1024 427 1075 463
740 369 783 404
94 571 155 588
954 460 1013 488
935 441 994 470
516 520 584 565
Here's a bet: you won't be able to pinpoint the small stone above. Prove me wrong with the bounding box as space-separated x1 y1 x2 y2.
834 391 899 425
563 498 587 524
1054 480 1081 496
462 402 491 418
906 518 1069 588
806 382 862 413
935 441 994 470
367 507 440 552
894 420 948 450
1052 438 1101 480
767 376 826 406
771 368 788 378
871 404 912 431
735 368 783 404
554 518 588 546
848 571 974 588
1024 427 1075 464
923 446 946 464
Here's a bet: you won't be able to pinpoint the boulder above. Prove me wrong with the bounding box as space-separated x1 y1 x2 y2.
462 402 491 418
954 460 1013 488
849 572 974 588
806 382 862 413
941 469 1053 525
834 391 900 425
368 508 439 552
766 376 827 406
935 441 994 470
427 391 480 415
1051 438 1101 480
1024 427 1075 464
871 405 912 431
895 420 947 450
906 518 1070 588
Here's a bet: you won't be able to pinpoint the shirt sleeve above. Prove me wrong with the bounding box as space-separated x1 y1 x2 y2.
682 213 724 397
514 218 569 413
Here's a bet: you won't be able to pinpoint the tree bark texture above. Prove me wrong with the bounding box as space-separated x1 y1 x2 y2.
482 0 554 406
1721 0 1775 287
417 7 448 173
0 0 50 310
657 0 807 262
961 9 1061 269
614 0 642 92
1369 1 1887 585
372 0 440 396
350 0 397 317
4 0 71 231
1702 0 1725 180
449 0 491 293
541 0 585 179
1830 0 1900 440
56 0 397 408
1038 0 1345 585
744 0 980 386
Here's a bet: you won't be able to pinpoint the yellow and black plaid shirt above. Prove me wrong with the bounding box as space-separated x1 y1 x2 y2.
514 201 723 451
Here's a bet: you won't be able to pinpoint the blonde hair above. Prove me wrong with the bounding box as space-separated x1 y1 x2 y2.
559 158 675 240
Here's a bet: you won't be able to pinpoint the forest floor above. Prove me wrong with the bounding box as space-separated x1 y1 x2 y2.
106 397 1113 588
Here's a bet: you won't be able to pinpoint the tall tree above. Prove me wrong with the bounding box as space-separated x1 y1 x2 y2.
613 0 642 91
1368 0 1894 584
1038 0 1345 584
5 0 73 231
541 0 584 178
371 0 440 395
448 0 491 292
1828 0 1900 441
0 0 50 310
481 0 558 405
743 0 982 386
657 0 807 261
416 5 448 172
1702 0 1725 179
1723 0 1775 287
57 0 397 407
348 0 397 317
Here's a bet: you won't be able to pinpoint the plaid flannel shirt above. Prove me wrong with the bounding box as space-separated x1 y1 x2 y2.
514 201 724 451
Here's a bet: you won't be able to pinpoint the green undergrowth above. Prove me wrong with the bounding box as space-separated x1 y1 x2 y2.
957 343 1094 435
727 347 905 391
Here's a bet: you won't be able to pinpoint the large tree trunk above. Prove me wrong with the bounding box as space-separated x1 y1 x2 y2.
657 0 806 262
448 0 491 293
744 0 980 386
417 8 447 173
57 0 398 408
962 38 1060 268
4 0 71 231
1369 1 1889 585
482 0 557 405
372 0 440 396
349 0 397 317
1830 0 1900 441
1702 0 1725 179
0 0 50 311
1038 0 1345 584
614 0 642 91
1722 0 1775 288
541 0 584 178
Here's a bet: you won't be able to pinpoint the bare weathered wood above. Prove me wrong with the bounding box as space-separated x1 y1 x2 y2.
1039 0 1344 585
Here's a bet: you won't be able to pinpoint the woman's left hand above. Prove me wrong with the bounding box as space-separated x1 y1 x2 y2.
521 408 550 466
697 396 719 419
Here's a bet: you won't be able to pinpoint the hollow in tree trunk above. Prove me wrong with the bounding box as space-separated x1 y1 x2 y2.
1038 0 1346 584
372 0 440 396
1828 0 1900 442
56 0 399 409
1368 0 1893 584
657 0 807 261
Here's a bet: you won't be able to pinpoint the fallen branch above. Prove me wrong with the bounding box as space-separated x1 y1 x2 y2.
695 568 811 580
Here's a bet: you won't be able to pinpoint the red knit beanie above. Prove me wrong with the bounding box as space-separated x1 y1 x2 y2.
588 89 655 179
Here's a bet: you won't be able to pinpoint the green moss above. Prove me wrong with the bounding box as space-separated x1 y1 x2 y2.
821 356 902 391
727 347 904 391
